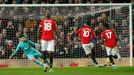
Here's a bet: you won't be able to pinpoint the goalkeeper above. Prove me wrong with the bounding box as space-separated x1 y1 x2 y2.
9 34 49 72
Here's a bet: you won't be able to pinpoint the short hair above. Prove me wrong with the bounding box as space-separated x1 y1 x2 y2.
84 21 88 25
83 21 89 26
103 23 110 29
19 34 25 38
45 11 51 18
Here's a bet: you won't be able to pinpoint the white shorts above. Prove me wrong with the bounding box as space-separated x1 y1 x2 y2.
106 46 119 56
41 40 55 52
82 42 94 55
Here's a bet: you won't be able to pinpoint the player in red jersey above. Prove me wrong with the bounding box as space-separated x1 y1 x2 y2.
75 22 99 66
101 23 121 69
38 11 57 72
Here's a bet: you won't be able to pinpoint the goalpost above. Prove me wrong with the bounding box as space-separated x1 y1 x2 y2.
0 4 132 68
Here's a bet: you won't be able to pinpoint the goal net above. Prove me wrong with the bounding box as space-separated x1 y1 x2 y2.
0 4 132 68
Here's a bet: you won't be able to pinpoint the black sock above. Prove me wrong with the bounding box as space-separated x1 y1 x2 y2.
89 53 98 64
108 55 115 65
47 52 53 68
42 51 47 63
113 55 118 59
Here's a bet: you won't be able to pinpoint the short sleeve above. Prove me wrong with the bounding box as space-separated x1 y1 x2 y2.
39 21 43 27
101 32 104 39
53 20 57 31
76 29 80 35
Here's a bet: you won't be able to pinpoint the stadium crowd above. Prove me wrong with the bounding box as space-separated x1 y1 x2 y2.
0 0 131 4
0 5 131 59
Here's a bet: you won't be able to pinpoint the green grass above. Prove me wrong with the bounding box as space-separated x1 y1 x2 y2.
0 67 134 75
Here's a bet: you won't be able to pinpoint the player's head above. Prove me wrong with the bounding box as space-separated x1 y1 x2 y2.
19 34 26 42
103 23 110 29
45 11 51 18
83 21 88 26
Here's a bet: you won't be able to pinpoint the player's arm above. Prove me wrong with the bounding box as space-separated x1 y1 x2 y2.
37 21 42 41
91 31 97 45
100 33 105 49
54 21 57 31
54 21 58 37
91 29 97 39
114 30 118 42
37 26 42 40
75 27 81 36
28 40 40 47
9 44 20 59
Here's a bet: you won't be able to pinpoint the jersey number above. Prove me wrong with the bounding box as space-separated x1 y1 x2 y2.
44 23 52 31
106 32 112 39
83 29 89 37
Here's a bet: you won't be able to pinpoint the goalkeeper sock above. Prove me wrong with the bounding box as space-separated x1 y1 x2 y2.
35 60 44 67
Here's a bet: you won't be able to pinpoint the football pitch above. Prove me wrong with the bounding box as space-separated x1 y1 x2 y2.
0 67 134 75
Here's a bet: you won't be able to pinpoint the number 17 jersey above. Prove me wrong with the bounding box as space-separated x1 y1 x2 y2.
101 29 117 48
39 18 57 40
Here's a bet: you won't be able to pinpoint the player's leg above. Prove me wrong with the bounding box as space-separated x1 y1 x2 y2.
41 40 50 65
82 43 98 65
46 40 54 72
34 51 49 72
112 46 121 61
27 54 45 67
106 47 116 68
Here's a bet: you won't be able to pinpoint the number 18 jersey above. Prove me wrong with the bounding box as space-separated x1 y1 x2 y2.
39 18 57 40
76 25 96 44
101 29 117 48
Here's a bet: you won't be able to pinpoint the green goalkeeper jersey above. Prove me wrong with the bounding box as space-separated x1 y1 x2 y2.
11 40 39 56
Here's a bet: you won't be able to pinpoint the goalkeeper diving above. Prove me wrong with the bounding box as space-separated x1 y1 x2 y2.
9 34 49 72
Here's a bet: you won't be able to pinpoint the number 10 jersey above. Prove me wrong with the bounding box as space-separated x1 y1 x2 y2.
76 25 96 44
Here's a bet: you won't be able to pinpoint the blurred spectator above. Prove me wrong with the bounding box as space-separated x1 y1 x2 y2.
38 0 56 4
28 27 37 42
0 0 4 4
22 27 29 38
0 33 3 45
16 0 32 4
0 0 131 4
12 15 22 31
0 33 5 58
12 32 19 47
1 29 8 40
0 19 7 32
16 0 23 4
6 21 16 40
2 40 14 58
60 0 69 3
63 20 70 36
23 7 30 17
24 14 37 31
23 0 32 4
4 0 13 4
111 0 130 3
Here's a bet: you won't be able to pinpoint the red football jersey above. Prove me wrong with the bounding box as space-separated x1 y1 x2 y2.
76 25 96 44
39 18 57 40
101 29 117 48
